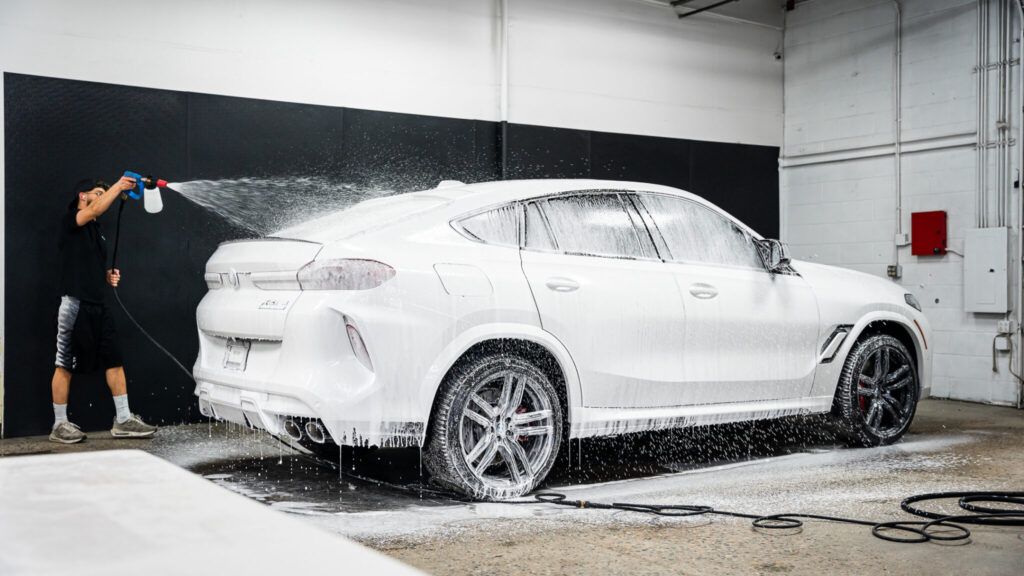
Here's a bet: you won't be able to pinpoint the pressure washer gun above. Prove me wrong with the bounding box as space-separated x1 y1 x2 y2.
122 170 166 214
111 170 168 268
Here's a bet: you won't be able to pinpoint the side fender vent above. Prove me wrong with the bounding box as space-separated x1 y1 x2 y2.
819 325 853 364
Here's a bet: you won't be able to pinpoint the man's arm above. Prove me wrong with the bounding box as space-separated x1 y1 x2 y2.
75 175 135 226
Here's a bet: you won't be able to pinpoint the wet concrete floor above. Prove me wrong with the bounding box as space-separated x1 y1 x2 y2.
2 398 1022 575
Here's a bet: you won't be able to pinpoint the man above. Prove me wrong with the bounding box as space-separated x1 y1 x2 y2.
50 176 158 443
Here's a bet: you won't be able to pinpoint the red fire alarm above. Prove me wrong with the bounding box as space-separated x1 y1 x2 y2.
911 211 947 256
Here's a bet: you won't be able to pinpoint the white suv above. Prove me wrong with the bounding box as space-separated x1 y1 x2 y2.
194 179 931 500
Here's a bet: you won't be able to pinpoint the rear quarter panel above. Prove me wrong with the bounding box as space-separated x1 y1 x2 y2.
317 221 550 423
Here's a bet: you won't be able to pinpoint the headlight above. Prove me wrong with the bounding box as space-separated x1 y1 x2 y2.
904 293 922 312
297 259 395 290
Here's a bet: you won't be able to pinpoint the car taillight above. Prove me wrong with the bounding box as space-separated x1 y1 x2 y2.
296 259 395 290
344 317 373 371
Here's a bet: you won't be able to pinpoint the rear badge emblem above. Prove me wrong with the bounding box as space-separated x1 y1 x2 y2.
258 299 289 310
227 269 240 289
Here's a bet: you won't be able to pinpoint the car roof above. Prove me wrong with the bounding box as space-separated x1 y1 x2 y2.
273 179 763 243
428 179 690 207
428 179 762 239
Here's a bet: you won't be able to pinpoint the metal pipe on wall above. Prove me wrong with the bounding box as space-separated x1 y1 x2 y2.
979 0 986 229
893 0 903 266
1014 0 1024 409
995 0 1003 228
499 0 510 179
982 0 990 227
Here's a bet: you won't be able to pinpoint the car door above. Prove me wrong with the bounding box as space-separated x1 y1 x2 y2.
635 192 820 404
519 192 688 408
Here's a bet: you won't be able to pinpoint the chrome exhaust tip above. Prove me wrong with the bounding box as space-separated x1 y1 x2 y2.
305 421 327 444
282 419 303 441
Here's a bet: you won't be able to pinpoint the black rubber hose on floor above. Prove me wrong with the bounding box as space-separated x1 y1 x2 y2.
509 490 1024 545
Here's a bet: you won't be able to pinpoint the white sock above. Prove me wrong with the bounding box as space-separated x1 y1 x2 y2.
53 403 68 429
113 394 131 424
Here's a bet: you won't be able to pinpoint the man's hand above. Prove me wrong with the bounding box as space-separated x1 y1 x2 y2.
109 175 136 197
107 269 121 288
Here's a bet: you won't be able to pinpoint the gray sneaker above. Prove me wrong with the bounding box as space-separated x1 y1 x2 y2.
111 414 157 438
49 421 86 444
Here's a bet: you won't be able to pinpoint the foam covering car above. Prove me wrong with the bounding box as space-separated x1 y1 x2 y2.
194 179 931 499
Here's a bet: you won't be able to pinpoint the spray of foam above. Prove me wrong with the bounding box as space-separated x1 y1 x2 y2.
169 177 403 237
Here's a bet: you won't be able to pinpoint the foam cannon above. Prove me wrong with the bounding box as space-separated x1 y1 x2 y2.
122 170 167 214
111 170 170 268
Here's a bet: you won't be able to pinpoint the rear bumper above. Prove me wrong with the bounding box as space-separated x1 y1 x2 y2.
193 375 424 448
193 290 427 448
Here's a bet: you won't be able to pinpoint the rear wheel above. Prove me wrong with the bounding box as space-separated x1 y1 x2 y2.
834 334 919 447
425 353 563 500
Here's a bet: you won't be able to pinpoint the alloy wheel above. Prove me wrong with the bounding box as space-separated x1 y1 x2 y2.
856 345 915 438
458 368 556 492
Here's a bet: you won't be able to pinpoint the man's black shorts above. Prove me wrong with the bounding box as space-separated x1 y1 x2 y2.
54 295 123 373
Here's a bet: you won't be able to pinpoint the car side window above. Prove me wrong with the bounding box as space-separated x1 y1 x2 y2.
539 194 646 259
640 193 764 269
456 204 519 247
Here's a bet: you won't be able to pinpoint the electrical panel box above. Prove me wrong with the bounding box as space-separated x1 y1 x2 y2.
911 211 947 255
964 227 1008 313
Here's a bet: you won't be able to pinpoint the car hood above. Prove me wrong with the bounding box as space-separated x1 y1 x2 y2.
792 259 907 306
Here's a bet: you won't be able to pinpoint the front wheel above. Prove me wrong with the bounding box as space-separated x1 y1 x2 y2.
833 334 920 447
425 353 563 500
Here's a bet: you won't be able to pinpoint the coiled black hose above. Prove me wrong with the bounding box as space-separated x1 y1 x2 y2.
512 490 1024 544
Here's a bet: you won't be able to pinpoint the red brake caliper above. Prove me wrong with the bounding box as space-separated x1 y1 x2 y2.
516 407 527 442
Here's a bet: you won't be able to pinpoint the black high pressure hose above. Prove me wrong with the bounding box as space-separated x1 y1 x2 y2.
507 490 1024 544
108 198 1024 546
109 196 196 381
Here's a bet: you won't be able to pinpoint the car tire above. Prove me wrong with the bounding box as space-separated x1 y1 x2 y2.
425 352 564 500
833 334 919 447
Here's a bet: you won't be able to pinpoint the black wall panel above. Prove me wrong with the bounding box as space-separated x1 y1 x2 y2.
341 109 498 190
188 94 347 180
506 124 592 179
590 131 692 189
690 140 780 238
3 73 779 437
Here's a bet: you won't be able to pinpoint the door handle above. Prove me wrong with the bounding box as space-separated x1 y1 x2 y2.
688 283 718 299
545 277 580 292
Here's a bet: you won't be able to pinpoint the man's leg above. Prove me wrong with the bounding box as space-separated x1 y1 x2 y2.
51 367 71 427
106 365 157 437
105 366 130 423
50 295 86 443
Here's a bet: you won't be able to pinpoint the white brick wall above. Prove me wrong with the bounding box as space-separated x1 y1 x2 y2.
781 0 1021 405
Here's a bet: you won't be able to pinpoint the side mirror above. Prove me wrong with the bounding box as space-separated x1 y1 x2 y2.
758 239 790 272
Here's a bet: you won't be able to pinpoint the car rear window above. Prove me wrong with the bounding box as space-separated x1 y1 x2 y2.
456 204 520 246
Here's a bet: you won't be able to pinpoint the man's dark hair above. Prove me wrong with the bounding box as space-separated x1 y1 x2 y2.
67 178 109 211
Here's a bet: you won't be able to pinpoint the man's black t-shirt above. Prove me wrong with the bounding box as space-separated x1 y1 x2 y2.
59 210 108 303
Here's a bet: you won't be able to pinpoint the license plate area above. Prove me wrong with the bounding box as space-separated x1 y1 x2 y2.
223 339 251 371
